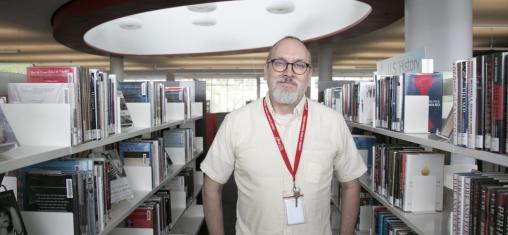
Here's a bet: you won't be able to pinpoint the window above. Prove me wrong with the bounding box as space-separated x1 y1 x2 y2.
198 78 258 113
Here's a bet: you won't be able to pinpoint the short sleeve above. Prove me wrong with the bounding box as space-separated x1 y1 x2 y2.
333 115 367 182
200 114 236 184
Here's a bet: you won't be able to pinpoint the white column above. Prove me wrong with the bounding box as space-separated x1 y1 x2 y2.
317 46 333 101
405 0 472 71
405 1 472 233
109 56 124 81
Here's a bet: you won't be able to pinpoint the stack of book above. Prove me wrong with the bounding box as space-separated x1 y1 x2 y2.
7 67 129 146
119 137 169 188
119 81 192 127
341 81 376 124
372 206 417 235
452 171 508 235
20 150 133 235
371 144 445 212
453 52 508 153
374 72 443 133
122 189 172 235
323 86 343 113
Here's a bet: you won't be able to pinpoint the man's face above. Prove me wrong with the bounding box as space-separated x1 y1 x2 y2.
264 39 312 105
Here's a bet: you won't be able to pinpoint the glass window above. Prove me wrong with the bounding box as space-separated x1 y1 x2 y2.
198 78 258 113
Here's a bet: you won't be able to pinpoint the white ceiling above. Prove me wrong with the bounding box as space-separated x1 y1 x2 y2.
0 0 507 76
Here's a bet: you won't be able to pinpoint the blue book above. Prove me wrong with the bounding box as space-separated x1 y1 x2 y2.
119 141 153 166
118 81 149 103
404 72 444 133
352 135 376 176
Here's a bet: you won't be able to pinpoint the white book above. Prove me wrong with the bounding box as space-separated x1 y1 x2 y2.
401 152 444 212
467 59 477 149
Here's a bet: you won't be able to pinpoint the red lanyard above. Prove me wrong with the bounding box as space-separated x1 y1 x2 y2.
263 98 309 185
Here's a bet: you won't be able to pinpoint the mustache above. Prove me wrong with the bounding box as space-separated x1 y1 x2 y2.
275 76 298 86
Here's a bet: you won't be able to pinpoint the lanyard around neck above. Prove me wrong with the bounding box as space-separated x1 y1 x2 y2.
263 98 309 185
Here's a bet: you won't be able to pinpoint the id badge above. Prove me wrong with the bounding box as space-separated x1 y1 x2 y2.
283 195 305 225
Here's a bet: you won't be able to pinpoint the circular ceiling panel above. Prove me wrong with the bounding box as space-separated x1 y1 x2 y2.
82 0 371 55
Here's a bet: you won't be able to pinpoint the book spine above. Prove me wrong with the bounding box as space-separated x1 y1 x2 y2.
453 62 460 145
461 61 469 147
468 59 477 149
476 56 485 149
491 53 506 153
485 55 493 150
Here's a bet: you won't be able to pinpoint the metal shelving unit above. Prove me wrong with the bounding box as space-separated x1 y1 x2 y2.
346 121 508 167
359 176 443 235
98 151 204 235
0 117 202 174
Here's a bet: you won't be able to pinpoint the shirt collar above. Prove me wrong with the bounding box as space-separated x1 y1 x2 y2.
264 92 307 116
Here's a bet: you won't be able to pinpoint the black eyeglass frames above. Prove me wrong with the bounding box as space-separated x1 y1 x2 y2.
266 58 311 75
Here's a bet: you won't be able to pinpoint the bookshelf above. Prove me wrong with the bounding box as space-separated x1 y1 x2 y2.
99 151 203 235
358 176 443 235
0 116 202 174
346 121 508 167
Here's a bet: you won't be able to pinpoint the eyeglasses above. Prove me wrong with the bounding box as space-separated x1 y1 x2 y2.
267 58 311 75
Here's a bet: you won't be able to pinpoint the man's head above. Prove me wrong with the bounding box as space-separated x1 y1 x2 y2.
264 36 312 105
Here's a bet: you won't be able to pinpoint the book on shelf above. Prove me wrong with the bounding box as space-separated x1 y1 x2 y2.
352 135 376 176
371 144 444 213
403 72 443 133
164 86 191 119
491 53 507 153
88 149 134 205
0 190 29 235
117 90 133 128
22 66 121 145
0 104 19 153
452 171 508 235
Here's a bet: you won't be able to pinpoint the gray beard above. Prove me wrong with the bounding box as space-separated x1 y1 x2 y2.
271 86 301 105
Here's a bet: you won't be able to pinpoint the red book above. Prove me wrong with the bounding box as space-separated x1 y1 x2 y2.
26 67 77 83
124 206 154 228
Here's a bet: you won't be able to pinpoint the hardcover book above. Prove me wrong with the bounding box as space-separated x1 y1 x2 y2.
0 105 19 153
8 83 74 104
119 141 153 166
0 190 28 235
403 72 444 133
118 81 149 103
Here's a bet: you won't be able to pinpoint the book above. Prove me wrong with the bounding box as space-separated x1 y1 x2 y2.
117 90 133 128
119 81 149 103
119 141 153 166
401 152 444 212
352 135 376 176
403 72 443 133
0 190 28 235
8 83 74 104
491 52 507 153
0 105 19 153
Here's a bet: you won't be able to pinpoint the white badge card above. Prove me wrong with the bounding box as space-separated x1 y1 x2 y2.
284 196 305 225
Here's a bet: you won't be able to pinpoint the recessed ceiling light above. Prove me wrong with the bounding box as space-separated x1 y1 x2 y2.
118 18 142 30
187 3 217 13
192 17 217 26
266 1 295 14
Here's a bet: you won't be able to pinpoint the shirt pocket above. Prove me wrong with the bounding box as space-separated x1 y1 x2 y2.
301 146 334 184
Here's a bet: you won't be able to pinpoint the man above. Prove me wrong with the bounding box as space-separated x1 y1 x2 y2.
201 36 366 235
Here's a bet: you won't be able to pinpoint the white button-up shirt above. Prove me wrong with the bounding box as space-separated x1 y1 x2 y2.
201 96 366 235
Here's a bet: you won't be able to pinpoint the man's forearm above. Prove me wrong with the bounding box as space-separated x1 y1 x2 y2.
203 175 225 235
339 179 361 235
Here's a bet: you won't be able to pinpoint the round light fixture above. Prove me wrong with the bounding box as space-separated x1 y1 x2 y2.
266 1 295 14
192 16 217 26
118 18 142 30
187 3 217 13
